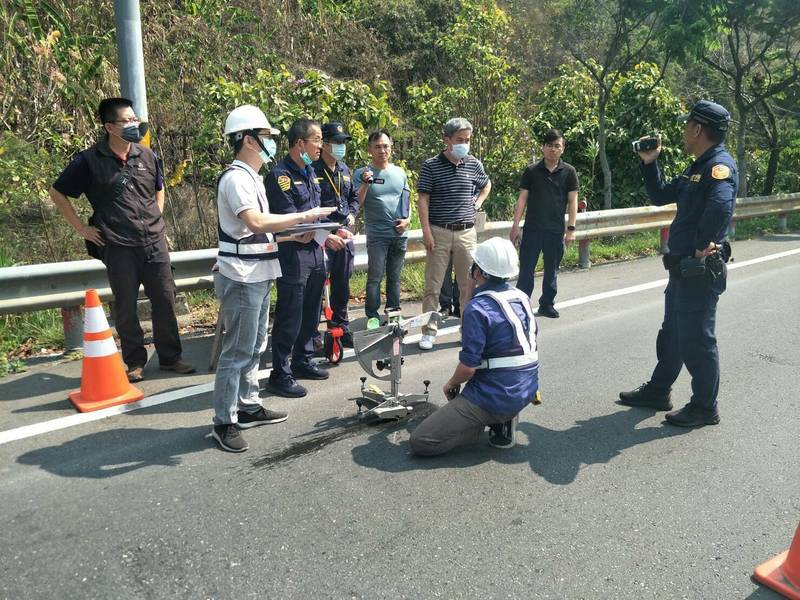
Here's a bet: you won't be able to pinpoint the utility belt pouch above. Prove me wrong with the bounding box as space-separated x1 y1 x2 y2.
679 256 707 279
705 253 725 282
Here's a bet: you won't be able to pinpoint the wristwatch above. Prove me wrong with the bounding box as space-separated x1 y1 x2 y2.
567 225 576 231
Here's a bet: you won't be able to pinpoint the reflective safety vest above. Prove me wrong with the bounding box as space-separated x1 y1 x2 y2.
473 287 538 370
216 164 278 261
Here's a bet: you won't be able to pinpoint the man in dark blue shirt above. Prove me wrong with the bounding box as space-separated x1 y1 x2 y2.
264 119 352 398
619 100 737 428
410 237 539 456
311 122 359 348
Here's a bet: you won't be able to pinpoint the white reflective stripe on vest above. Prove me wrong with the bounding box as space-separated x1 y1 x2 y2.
83 336 118 358
218 241 278 255
473 288 538 369
477 354 538 369
83 305 109 333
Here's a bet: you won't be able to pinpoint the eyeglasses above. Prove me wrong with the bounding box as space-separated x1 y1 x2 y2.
114 117 140 125
304 137 323 144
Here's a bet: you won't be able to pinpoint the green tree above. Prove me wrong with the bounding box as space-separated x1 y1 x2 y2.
532 62 688 209
405 0 531 216
696 0 800 198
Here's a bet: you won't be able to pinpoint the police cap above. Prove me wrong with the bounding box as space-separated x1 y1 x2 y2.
678 100 731 132
321 122 352 143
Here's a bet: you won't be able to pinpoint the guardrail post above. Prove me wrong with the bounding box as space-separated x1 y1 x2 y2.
61 305 83 352
777 213 788 233
578 239 591 268
577 200 590 268
728 218 736 240
659 227 670 254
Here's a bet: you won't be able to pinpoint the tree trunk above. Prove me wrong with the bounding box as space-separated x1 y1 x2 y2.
762 145 780 196
597 91 613 209
735 107 748 198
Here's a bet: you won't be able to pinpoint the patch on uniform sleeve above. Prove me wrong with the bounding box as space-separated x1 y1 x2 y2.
690 174 702 182
277 175 291 191
711 164 730 180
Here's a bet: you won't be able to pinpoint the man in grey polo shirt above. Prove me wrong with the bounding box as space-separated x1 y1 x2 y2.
417 118 492 350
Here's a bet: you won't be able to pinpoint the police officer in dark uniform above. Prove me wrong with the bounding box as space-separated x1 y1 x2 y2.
311 122 359 348
264 119 352 398
619 100 737 427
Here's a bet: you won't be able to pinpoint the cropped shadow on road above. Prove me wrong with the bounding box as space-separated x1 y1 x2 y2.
350 406 692 484
0 371 80 402
16 425 210 479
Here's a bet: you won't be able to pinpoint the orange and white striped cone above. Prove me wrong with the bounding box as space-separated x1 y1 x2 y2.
754 523 800 599
68 289 144 412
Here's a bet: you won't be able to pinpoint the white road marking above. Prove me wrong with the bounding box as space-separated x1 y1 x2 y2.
2 246 799 446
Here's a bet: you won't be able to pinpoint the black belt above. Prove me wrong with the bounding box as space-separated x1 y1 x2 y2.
431 222 474 231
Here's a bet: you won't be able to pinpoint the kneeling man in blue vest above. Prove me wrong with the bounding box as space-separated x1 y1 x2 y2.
410 237 539 455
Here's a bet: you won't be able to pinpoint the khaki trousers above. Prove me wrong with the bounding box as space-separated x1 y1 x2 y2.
422 225 477 335
409 395 511 456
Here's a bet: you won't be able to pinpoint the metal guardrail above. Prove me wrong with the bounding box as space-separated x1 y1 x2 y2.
1 192 798 347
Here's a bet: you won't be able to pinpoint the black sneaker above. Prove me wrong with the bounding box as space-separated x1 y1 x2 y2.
488 415 519 449
665 404 720 428
292 362 329 380
212 424 249 453
536 305 560 318
237 407 288 428
264 377 307 398
619 383 673 411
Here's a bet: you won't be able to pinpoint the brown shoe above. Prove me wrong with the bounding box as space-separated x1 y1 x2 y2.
159 360 196 375
127 366 145 383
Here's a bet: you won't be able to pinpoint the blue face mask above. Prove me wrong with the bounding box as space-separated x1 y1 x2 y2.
451 143 470 159
258 137 277 165
301 151 314 166
330 143 346 160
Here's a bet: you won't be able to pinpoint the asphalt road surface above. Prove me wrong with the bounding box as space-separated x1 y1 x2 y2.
1 235 798 599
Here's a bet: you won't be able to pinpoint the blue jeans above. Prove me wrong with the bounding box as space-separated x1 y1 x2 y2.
212 272 272 425
365 236 407 319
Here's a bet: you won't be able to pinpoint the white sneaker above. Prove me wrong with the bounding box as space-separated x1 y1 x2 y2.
418 334 435 350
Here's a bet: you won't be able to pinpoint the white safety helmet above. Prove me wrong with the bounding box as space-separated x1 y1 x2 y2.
223 105 279 138
472 237 519 279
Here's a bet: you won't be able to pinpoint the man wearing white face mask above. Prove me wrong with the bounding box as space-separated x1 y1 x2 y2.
417 117 492 350
311 122 359 348
211 106 335 452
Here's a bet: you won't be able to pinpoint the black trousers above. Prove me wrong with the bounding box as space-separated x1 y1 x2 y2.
103 238 182 368
516 229 565 308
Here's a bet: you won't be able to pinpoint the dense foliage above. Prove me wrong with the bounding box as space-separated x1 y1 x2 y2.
0 0 798 263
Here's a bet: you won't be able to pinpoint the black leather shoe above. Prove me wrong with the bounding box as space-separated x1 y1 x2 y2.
264 378 307 398
665 404 720 428
292 362 330 380
536 305 560 318
619 383 673 410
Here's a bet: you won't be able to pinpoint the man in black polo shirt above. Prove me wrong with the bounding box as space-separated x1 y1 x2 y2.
417 117 492 350
49 97 194 382
511 129 578 318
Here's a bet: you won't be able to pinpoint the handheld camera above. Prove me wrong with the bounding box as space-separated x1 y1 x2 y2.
632 136 660 153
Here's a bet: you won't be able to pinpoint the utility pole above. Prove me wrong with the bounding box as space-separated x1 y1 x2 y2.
113 0 150 146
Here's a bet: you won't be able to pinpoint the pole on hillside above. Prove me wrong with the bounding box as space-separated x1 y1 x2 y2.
113 0 150 147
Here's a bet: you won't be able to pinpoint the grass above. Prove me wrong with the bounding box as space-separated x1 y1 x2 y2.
1 213 798 377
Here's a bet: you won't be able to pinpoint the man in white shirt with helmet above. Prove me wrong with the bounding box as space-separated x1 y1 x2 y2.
410 237 540 455
212 105 334 453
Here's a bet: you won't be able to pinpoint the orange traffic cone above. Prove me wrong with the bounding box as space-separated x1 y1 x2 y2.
754 523 800 599
68 289 144 412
